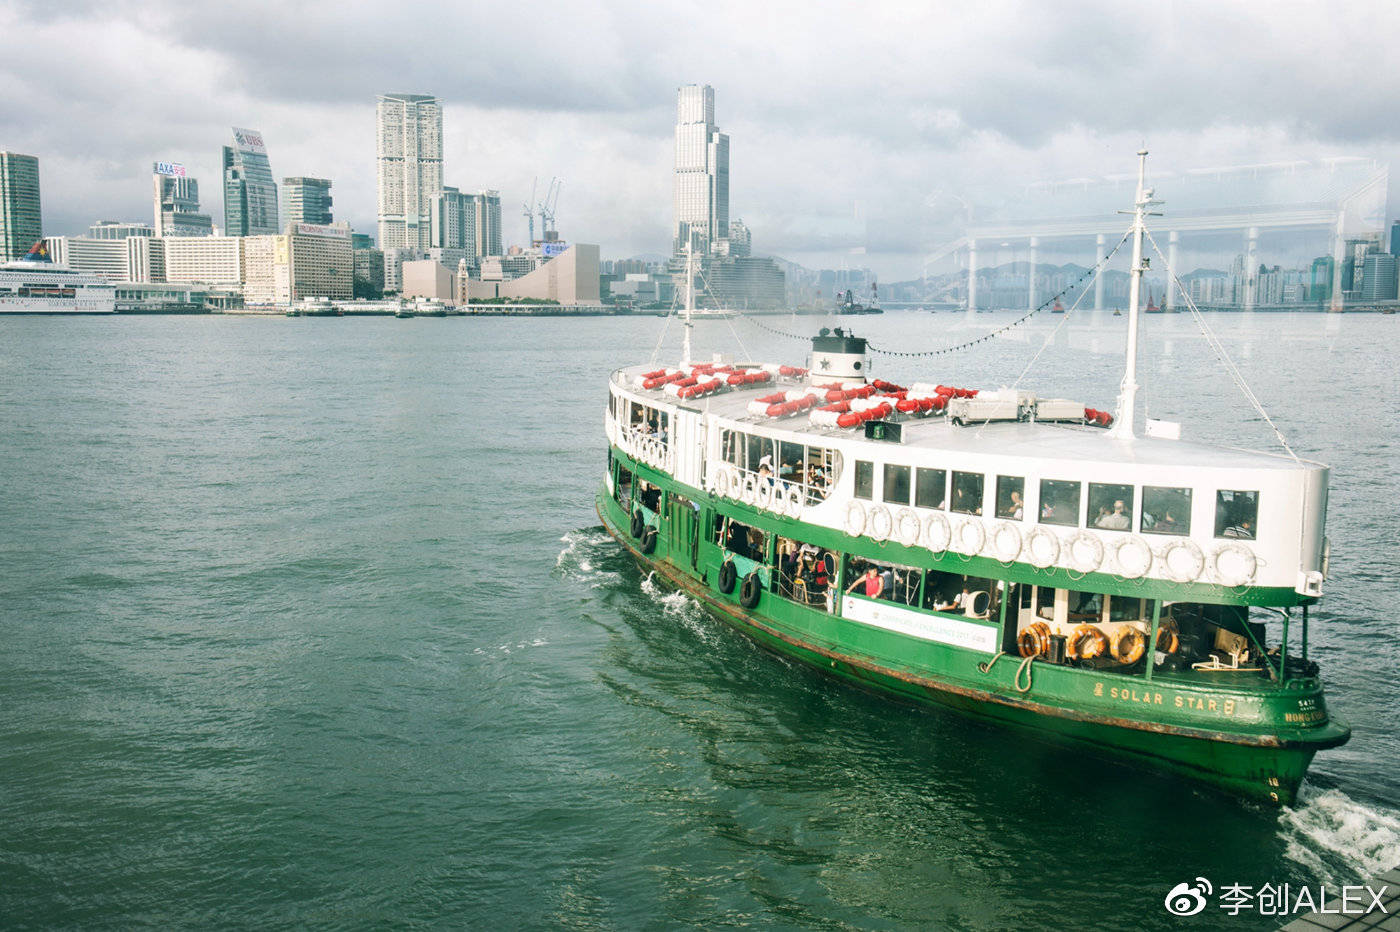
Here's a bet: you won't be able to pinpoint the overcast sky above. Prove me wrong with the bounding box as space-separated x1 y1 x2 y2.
4 0 1399 279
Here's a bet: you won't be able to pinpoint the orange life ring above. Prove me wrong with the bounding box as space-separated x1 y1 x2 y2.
1154 618 1180 655
1017 621 1051 658
1067 624 1109 660
1110 626 1147 664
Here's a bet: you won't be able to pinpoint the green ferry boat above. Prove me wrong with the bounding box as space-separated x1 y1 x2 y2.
598 155 1348 805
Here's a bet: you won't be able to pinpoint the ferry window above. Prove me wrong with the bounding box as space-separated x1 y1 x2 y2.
846 556 920 606
1108 597 1156 623
779 441 803 480
1088 483 1134 531
803 446 839 504
745 434 775 473
637 480 661 512
951 471 984 515
714 514 766 561
1068 590 1102 621
1039 479 1081 527
1142 486 1192 536
923 569 994 617
883 464 911 505
995 476 1025 520
854 460 874 500
1215 490 1259 539
721 429 742 466
616 464 633 507
915 468 946 509
775 537 836 612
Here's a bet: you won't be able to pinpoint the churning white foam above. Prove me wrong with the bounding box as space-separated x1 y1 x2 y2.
1280 784 1400 884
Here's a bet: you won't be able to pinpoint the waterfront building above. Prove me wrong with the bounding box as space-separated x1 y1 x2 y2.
430 185 468 252
673 84 729 257
350 232 374 250
471 190 502 258
402 258 457 305
464 244 601 305
43 235 165 283
282 177 333 226
152 163 213 237
1361 252 1397 301
376 93 443 251
353 245 385 298
382 247 425 294
242 223 353 304
1 151 42 262
162 236 244 286
89 220 153 240
223 128 280 236
726 219 752 258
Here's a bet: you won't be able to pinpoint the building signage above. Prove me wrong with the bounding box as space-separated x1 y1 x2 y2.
153 161 186 177
232 127 267 154
542 241 569 257
294 223 349 239
842 596 998 653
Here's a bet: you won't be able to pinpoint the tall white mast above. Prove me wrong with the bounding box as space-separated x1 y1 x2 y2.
682 243 695 365
1111 149 1162 438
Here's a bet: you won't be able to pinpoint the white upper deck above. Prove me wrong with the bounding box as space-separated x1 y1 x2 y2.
606 352 1329 600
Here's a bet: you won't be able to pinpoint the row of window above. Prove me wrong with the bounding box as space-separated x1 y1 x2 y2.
718 428 843 504
853 459 1260 540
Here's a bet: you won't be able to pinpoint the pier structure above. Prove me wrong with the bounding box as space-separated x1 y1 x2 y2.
941 159 1390 313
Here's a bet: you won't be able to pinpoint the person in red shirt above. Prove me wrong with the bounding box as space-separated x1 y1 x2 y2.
846 566 883 599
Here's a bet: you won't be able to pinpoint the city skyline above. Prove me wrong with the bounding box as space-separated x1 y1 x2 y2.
6 2 1400 280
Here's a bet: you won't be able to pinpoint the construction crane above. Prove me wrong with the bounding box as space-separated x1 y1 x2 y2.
539 177 562 240
522 177 538 246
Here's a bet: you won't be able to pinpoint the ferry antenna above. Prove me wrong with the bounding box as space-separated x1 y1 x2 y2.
1111 149 1164 439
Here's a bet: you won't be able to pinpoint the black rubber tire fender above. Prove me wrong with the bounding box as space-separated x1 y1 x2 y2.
640 527 658 554
717 560 737 594
629 510 645 538
739 572 762 609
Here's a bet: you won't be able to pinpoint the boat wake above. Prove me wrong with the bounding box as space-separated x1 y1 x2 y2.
555 527 624 589
639 572 717 644
1279 784 1400 884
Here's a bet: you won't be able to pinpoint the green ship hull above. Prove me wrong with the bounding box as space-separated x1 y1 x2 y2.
597 451 1349 806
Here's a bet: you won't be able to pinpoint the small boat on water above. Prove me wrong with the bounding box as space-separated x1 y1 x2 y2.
836 283 883 315
598 152 1348 805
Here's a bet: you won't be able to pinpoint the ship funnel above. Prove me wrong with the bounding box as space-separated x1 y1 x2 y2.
810 328 870 381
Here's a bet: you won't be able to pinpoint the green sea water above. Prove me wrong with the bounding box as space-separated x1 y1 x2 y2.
1 312 1396 929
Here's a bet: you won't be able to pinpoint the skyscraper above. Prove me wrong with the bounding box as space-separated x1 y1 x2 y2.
152 162 212 237
472 190 502 257
1 151 42 262
376 93 443 251
223 127 279 235
283 177 333 226
673 84 729 257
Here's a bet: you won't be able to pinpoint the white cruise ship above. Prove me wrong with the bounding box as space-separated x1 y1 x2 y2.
0 241 117 314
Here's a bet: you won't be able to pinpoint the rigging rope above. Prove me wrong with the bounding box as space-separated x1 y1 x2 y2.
1143 228 1300 462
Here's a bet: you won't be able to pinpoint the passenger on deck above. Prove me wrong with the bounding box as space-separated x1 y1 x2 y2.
1223 518 1254 539
847 567 883 599
1095 499 1131 530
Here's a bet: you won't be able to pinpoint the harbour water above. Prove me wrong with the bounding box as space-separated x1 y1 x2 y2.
1 311 1397 929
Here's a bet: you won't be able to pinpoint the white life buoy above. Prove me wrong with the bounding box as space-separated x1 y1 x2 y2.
1211 542 1258 587
955 518 986 555
755 479 775 511
1114 535 1153 579
867 504 893 542
1161 538 1206 583
992 522 1023 562
784 484 804 517
741 474 758 505
1067 531 1105 573
728 464 750 500
844 500 867 537
1025 526 1060 569
924 512 952 554
710 468 728 497
895 508 921 547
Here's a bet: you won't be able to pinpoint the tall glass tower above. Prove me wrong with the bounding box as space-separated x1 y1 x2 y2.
376 93 444 251
0 151 42 261
222 128 279 235
673 85 729 257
